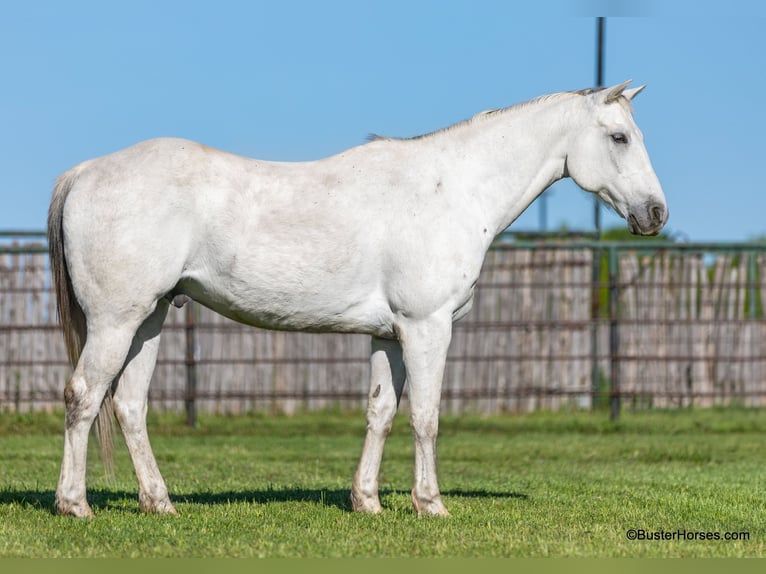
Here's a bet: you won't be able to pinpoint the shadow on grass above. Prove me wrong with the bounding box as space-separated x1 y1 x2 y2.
0 487 527 514
176 487 528 512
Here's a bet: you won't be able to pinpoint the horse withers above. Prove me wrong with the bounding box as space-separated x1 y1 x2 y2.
48 81 667 517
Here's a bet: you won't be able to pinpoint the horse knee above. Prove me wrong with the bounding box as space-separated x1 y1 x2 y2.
366 398 397 436
367 417 394 437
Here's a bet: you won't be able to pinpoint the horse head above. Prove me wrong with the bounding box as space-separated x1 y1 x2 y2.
565 81 668 236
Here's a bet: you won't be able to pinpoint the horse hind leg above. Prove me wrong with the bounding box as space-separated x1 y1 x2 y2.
111 298 176 515
56 318 146 517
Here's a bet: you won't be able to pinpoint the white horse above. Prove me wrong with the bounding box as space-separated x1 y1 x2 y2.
48 81 667 517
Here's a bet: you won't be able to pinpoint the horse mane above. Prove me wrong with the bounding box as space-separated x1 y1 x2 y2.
367 88 631 143
367 91 577 143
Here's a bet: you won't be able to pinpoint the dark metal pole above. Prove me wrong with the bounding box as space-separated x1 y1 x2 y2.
594 17 622 421
594 16 605 236
596 17 605 89
185 302 198 428
590 17 606 410
608 246 621 421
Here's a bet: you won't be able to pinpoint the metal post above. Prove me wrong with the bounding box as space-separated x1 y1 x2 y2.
747 252 758 319
590 246 602 408
590 16 604 406
590 17 606 410
596 17 605 88
608 246 621 421
185 302 198 428
593 16 605 238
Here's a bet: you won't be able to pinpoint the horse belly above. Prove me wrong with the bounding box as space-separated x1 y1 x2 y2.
179 263 396 338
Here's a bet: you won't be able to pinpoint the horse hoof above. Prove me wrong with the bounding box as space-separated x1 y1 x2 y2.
140 496 178 515
350 489 382 514
415 504 450 517
56 500 95 518
411 492 450 517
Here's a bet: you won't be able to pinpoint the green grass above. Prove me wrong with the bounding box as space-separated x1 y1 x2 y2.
1 408 764 557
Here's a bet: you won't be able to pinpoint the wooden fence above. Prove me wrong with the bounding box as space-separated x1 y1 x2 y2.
1 239 765 415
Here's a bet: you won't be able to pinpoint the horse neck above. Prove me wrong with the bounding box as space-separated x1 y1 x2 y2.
438 96 579 238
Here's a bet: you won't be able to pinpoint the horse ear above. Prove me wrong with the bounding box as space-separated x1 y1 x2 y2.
623 84 646 101
604 80 633 104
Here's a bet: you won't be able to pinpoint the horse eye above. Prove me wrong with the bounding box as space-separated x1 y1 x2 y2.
611 132 628 144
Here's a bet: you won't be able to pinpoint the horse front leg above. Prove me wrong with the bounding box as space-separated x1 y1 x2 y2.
351 337 406 513
398 314 452 516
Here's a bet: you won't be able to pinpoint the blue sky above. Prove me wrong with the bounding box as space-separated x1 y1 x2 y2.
1 0 764 241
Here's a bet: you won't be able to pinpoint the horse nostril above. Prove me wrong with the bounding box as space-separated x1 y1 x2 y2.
650 204 665 225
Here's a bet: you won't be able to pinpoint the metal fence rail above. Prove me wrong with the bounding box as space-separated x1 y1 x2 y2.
2 232 765 419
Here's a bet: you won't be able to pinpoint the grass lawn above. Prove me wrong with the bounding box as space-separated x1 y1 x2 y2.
0 408 764 557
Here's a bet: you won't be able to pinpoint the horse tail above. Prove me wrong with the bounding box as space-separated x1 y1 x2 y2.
48 167 115 477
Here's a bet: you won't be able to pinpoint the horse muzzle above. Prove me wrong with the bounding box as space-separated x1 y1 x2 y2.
627 201 668 236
